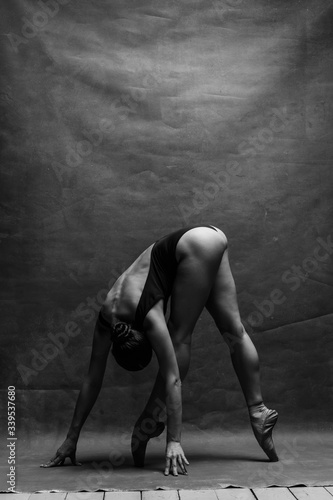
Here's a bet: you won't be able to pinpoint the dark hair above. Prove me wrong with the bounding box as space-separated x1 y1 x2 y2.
111 322 152 371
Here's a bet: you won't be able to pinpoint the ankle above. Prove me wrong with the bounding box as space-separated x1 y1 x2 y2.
248 401 266 418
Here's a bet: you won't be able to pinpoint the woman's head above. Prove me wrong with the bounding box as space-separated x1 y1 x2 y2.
110 321 152 371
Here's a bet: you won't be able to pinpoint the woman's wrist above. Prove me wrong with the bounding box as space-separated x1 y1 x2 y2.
66 429 79 442
166 425 181 443
167 437 181 444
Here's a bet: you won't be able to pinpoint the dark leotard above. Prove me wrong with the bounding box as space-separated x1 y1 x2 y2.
134 225 218 330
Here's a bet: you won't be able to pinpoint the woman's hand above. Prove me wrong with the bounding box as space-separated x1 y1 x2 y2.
164 441 189 476
40 437 81 468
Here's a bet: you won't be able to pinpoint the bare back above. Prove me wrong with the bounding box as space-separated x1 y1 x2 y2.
103 244 154 323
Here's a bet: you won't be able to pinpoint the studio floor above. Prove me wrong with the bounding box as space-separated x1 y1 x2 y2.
1 426 332 494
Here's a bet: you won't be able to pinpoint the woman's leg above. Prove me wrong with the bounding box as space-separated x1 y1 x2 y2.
131 369 167 466
205 246 278 461
132 228 226 466
205 247 263 406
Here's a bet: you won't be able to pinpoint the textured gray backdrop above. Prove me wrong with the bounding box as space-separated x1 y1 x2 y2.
1 0 332 443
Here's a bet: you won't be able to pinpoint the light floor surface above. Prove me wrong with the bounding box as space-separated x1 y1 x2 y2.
1 488 333 499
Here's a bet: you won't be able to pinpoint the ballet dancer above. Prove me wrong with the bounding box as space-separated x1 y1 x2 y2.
41 225 279 476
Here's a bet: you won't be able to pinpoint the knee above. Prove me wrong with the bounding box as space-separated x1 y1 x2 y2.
169 333 191 376
168 318 192 343
233 322 246 338
221 322 246 349
221 321 245 338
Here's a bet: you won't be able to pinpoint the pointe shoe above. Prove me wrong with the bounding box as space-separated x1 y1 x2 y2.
131 421 165 467
250 408 279 461
149 421 165 438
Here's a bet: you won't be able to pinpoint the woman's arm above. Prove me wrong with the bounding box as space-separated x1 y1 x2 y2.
41 317 111 467
67 318 111 440
144 309 189 476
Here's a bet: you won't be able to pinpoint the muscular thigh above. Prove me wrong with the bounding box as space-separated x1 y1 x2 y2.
205 248 243 336
168 228 226 343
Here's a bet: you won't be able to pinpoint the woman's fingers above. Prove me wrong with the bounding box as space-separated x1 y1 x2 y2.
164 453 189 476
164 456 171 476
164 456 177 476
40 451 81 468
40 453 65 468
177 455 188 475
172 456 178 476
40 438 80 468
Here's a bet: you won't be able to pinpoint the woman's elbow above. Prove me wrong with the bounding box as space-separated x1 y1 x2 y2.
166 375 182 389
